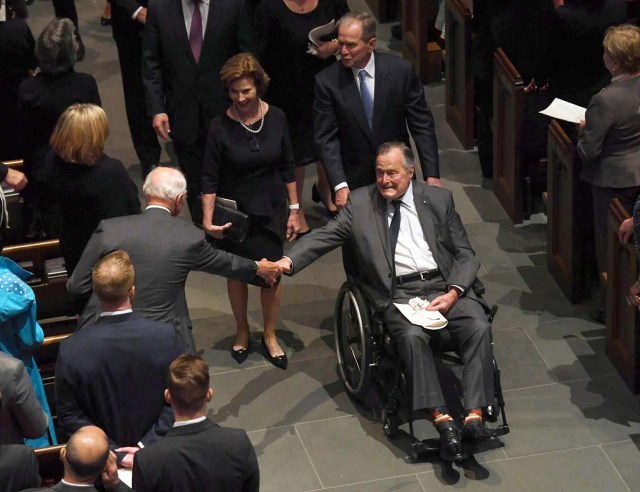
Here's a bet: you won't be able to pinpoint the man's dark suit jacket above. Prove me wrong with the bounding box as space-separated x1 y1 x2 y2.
23 480 132 492
66 208 258 352
0 444 40 492
55 312 185 447
133 418 259 492
142 0 253 144
287 181 485 310
313 51 439 190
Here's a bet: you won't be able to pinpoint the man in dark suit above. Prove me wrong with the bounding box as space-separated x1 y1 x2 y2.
0 444 40 491
0 352 48 445
22 426 132 492
133 354 259 492
57 250 186 467
277 142 494 461
142 0 253 224
67 167 281 352
108 0 160 178
313 11 441 210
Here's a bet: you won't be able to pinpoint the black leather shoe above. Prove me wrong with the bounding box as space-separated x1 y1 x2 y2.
261 334 288 370
100 16 112 26
462 418 491 441
439 428 465 462
75 34 86 62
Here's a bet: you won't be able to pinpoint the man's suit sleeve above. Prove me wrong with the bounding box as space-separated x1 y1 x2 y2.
67 223 106 298
141 0 166 117
313 73 346 188
442 192 480 290
242 433 260 492
403 65 440 179
109 0 144 18
9 359 49 439
192 237 258 282
132 453 150 492
287 200 352 273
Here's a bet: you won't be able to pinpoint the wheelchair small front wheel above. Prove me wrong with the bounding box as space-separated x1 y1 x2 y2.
382 408 399 439
334 282 373 398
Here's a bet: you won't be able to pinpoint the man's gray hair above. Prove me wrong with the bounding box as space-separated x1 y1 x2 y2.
377 142 415 172
142 166 187 201
36 18 77 74
336 11 377 42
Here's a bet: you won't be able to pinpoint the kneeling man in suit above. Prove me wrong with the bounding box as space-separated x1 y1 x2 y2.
278 142 494 461
133 354 259 492
56 250 186 468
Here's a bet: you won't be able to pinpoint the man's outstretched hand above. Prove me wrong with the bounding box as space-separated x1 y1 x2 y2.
256 259 283 285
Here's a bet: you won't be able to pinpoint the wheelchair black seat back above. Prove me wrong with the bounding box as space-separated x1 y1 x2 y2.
333 280 509 457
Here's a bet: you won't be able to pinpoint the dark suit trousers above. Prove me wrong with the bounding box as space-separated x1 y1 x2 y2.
384 276 494 412
113 27 161 178
52 0 79 30
173 133 206 226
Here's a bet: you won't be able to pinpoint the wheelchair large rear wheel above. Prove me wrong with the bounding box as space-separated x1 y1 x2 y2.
334 282 373 398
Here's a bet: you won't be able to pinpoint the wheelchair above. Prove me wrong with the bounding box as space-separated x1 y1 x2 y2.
333 280 510 460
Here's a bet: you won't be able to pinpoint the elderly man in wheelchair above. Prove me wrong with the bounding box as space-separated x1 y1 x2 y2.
277 141 507 462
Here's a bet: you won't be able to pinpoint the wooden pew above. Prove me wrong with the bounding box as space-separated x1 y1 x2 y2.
606 199 640 394
401 0 442 84
546 120 595 304
444 0 474 149
493 48 525 223
35 444 65 486
2 239 76 319
492 48 549 224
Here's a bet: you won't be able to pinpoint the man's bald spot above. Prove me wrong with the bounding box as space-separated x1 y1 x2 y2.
65 426 110 479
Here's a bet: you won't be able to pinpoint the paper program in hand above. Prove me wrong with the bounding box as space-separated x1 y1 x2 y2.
394 297 448 330
539 98 586 124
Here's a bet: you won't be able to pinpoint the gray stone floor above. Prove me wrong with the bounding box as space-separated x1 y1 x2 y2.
24 0 640 489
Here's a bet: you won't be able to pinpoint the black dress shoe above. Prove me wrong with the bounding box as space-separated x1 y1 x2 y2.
261 334 288 370
100 16 112 26
462 418 491 441
231 346 249 364
311 183 338 218
439 428 465 462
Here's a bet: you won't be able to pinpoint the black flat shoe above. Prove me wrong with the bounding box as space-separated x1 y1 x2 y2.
100 16 112 25
231 346 249 364
261 334 288 370
311 183 338 218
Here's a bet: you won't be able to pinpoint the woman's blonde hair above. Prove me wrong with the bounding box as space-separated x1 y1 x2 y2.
50 104 109 165
604 24 640 74
219 53 270 96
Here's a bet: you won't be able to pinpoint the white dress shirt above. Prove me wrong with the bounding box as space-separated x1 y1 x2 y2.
181 0 209 38
387 182 438 276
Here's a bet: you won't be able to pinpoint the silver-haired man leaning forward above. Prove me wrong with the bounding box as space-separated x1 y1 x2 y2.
68 166 281 352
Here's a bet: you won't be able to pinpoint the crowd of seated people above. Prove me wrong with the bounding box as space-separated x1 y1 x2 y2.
2 1 640 489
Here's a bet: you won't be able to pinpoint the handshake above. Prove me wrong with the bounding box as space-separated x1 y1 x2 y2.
255 257 294 285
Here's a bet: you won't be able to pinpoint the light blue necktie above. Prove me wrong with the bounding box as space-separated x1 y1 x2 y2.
358 69 374 129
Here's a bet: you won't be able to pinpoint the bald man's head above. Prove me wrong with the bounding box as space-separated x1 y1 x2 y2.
62 426 110 481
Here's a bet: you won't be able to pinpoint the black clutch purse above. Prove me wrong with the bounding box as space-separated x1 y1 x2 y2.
213 198 249 243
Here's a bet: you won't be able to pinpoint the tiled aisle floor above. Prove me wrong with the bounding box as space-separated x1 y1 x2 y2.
24 0 640 489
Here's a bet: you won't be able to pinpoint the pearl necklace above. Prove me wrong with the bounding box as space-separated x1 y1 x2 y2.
233 98 264 134
612 72 634 82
